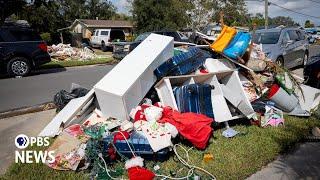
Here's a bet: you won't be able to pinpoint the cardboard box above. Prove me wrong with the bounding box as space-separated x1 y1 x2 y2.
94 34 174 120
154 71 255 123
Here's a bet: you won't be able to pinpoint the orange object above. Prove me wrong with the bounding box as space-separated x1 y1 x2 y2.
203 153 214 163
210 26 237 53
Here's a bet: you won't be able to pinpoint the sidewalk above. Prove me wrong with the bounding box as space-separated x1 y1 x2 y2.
0 109 56 175
247 142 320 180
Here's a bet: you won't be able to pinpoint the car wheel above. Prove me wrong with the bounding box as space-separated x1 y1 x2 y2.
101 41 107 52
276 56 284 67
303 52 308 66
7 57 31 77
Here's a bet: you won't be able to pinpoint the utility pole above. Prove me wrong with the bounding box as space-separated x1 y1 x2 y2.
265 0 268 29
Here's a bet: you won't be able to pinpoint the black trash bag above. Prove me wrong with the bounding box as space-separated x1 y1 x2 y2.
54 88 89 112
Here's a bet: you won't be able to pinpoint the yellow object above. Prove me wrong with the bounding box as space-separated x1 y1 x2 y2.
203 153 214 163
210 26 237 53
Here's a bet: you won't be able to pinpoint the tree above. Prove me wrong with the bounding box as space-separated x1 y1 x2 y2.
250 13 265 27
250 14 298 28
270 16 295 26
212 0 250 26
0 0 26 25
305 20 315 28
186 0 217 30
131 0 191 33
185 0 249 30
18 0 66 33
84 0 116 20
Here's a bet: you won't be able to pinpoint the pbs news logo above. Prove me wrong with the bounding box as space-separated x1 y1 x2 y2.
15 134 54 163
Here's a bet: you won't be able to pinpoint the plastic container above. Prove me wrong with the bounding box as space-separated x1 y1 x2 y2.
103 132 169 161
223 32 251 59
268 84 299 112
210 26 237 53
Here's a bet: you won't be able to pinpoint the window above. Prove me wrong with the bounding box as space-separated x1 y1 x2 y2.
296 30 305 40
253 32 281 44
178 32 187 39
95 31 99 36
164 32 180 41
288 30 299 41
135 32 151 42
110 30 125 41
282 32 290 43
9 30 41 41
100 31 109 36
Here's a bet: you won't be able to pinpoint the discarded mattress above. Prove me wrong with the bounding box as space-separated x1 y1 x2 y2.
210 26 237 53
223 32 251 59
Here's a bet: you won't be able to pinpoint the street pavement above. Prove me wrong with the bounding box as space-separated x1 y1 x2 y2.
0 109 56 174
0 65 114 112
247 142 320 180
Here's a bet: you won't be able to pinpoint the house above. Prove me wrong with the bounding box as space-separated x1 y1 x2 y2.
58 19 133 46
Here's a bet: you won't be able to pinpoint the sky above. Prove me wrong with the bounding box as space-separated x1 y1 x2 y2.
245 0 320 26
110 0 320 27
110 0 131 15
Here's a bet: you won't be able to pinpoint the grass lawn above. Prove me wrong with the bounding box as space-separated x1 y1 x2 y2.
1 116 319 180
39 57 116 70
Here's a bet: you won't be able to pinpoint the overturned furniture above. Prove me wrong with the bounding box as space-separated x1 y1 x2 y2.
154 71 256 123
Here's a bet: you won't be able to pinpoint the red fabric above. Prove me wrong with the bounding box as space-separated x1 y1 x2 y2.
268 84 280 99
133 109 146 122
158 107 213 149
64 124 84 137
200 69 209 74
113 131 130 143
128 167 155 180
107 146 116 160
153 102 163 108
132 104 151 122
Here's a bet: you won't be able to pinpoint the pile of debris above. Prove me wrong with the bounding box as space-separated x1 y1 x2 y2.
39 25 320 179
48 43 97 61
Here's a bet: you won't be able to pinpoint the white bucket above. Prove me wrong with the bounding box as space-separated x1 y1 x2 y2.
268 84 299 112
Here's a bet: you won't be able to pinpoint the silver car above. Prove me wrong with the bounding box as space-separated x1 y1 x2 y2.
253 27 309 68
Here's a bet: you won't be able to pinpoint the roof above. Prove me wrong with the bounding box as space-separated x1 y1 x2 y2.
256 27 300 33
58 19 133 32
73 19 133 28
256 28 282 33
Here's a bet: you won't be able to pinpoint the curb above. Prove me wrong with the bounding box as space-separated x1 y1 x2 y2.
35 61 118 73
0 102 56 119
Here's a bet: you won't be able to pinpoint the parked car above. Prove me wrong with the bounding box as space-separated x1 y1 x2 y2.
306 32 316 44
112 31 189 60
90 29 125 51
190 24 221 44
253 27 309 69
304 54 320 89
0 27 51 76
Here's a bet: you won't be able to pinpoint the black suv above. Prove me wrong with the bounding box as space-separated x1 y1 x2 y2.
0 27 51 76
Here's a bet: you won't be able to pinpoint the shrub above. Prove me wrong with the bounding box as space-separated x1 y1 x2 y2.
40 32 52 43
